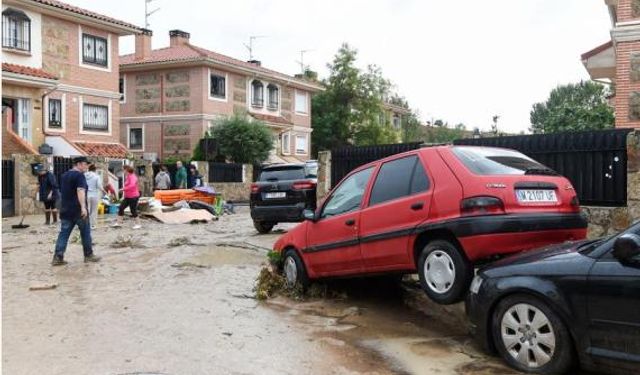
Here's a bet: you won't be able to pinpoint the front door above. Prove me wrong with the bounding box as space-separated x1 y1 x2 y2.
587 227 640 371
303 167 374 277
359 154 432 271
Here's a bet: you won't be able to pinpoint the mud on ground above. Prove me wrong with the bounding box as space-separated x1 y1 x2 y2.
3 207 521 375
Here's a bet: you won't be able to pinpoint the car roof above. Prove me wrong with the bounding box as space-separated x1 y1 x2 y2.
262 163 306 170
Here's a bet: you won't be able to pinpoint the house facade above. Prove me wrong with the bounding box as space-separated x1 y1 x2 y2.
119 30 324 163
582 0 640 128
2 0 142 158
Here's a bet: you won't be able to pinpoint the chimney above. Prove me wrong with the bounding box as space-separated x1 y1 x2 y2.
134 28 153 61
169 29 190 47
247 59 261 66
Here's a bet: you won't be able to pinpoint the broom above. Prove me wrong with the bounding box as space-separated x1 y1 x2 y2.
11 216 29 229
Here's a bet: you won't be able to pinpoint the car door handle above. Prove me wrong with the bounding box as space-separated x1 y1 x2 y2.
345 219 356 226
411 202 424 210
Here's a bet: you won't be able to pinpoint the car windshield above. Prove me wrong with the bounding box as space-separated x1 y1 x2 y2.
305 163 318 178
259 167 305 181
452 147 554 175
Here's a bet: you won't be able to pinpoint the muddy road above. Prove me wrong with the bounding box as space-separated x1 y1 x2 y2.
3 207 519 375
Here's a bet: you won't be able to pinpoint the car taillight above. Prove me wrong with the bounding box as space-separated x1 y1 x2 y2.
570 195 580 211
292 181 316 190
461 196 505 216
251 183 260 193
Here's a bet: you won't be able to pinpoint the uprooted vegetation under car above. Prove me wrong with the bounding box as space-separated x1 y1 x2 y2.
254 266 349 301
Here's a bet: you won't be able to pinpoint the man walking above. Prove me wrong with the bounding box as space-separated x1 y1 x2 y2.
36 165 59 225
175 161 187 189
52 156 101 266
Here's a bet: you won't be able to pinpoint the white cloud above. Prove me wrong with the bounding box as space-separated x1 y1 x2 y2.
68 0 611 133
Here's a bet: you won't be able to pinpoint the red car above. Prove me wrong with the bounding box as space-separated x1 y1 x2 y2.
273 146 588 304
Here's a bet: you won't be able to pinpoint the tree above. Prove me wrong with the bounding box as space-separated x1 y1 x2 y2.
530 81 614 134
209 115 273 164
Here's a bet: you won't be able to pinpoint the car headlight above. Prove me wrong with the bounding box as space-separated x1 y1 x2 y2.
469 274 484 294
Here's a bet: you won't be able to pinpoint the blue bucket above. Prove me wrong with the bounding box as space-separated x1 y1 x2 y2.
108 204 119 214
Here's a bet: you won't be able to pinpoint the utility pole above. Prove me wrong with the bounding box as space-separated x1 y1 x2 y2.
145 0 160 29
296 49 313 74
244 36 267 61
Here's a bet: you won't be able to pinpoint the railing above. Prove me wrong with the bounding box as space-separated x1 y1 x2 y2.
209 162 243 183
2 160 14 199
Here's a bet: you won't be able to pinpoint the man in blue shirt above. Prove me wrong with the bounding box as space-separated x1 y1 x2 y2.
52 156 101 266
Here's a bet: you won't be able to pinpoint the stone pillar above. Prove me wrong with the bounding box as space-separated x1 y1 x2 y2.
13 154 46 216
242 164 253 183
316 151 331 202
627 129 640 221
193 161 209 185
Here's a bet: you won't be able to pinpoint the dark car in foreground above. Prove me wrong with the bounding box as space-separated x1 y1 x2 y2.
250 162 317 233
466 221 640 374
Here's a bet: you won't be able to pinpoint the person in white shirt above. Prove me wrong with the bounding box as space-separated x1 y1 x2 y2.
85 164 106 229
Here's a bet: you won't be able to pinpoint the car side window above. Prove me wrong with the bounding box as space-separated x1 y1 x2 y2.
369 156 428 206
321 167 373 218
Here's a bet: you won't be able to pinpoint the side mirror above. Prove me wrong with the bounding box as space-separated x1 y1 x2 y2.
612 233 640 263
302 209 317 222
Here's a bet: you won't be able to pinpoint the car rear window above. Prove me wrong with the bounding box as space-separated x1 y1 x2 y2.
452 147 551 175
259 167 306 181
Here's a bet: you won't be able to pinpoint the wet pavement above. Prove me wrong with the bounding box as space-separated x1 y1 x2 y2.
3 207 521 375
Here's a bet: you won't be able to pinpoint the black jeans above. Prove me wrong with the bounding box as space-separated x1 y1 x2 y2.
118 197 140 218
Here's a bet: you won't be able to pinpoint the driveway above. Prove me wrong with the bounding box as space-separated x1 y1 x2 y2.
3 207 519 375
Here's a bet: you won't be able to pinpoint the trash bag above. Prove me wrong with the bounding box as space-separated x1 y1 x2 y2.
187 200 218 217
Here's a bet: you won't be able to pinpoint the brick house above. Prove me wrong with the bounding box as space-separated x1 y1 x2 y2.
119 29 324 163
581 0 640 128
2 0 142 158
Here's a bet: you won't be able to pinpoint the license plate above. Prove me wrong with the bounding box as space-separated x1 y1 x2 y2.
265 192 286 199
516 189 558 203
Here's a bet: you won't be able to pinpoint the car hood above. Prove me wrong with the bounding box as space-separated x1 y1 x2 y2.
479 239 594 278
273 221 307 252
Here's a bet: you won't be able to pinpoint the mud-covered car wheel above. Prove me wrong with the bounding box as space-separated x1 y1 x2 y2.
254 221 275 234
417 240 472 305
492 294 574 374
282 249 309 290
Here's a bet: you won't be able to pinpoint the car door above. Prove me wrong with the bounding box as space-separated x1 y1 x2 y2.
304 167 374 277
359 154 432 271
587 226 640 371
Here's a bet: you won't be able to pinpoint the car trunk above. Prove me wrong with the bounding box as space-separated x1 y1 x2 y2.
251 166 311 207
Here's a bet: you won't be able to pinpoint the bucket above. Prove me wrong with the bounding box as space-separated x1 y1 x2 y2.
108 204 119 214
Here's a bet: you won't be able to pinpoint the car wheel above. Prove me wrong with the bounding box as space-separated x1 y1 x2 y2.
282 249 309 290
417 240 472 304
254 221 275 234
492 295 574 374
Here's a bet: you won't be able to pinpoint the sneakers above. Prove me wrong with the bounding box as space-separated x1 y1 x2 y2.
132 224 141 230
110 222 121 227
84 254 101 263
51 255 67 266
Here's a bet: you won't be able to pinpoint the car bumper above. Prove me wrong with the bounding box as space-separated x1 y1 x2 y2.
465 290 494 353
251 203 307 223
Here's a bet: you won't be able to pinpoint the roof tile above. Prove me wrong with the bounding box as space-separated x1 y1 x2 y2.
31 0 141 31
74 142 128 158
2 63 57 80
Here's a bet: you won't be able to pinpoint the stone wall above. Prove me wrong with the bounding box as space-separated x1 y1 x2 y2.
316 151 332 202
582 130 640 238
208 164 252 203
13 154 48 215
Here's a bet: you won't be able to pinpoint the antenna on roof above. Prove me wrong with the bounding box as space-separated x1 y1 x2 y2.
244 35 267 61
296 49 313 74
145 0 160 29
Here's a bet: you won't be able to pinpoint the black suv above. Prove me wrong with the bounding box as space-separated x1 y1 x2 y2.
250 162 317 233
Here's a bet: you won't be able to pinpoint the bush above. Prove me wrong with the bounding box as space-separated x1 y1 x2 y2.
211 115 273 164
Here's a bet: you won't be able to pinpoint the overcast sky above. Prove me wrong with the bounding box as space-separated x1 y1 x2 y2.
68 0 611 133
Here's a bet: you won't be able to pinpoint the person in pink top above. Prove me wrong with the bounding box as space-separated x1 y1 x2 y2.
112 165 142 229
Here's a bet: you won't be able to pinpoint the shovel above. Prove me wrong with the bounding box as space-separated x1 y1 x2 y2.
11 216 30 229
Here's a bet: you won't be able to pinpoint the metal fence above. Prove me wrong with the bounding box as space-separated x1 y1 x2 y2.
209 162 243 183
454 129 633 207
53 156 73 186
330 142 423 188
2 160 15 217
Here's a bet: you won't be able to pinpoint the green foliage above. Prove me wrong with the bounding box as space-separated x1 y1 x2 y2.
530 81 614 134
211 115 273 164
421 125 467 144
163 155 189 165
311 44 401 154
267 250 283 266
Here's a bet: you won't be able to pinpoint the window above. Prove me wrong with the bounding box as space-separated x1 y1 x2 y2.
210 74 226 99
48 99 62 128
295 90 308 114
83 103 108 131
452 147 552 176
119 77 125 103
129 128 143 150
82 34 108 67
2 9 30 51
251 80 264 107
392 114 401 129
282 132 290 154
321 167 373 218
369 156 428 206
258 166 305 182
295 135 307 155
267 84 279 110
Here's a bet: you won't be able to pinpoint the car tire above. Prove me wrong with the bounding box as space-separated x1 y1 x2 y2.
492 294 574 374
254 221 275 234
417 240 472 305
282 249 309 290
